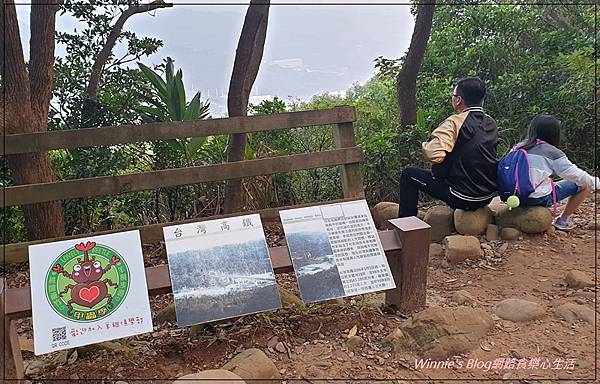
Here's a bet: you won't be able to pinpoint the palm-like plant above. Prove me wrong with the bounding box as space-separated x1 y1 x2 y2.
136 57 211 164
137 57 210 122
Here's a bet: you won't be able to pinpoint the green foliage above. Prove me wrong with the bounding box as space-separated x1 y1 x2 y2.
137 57 210 123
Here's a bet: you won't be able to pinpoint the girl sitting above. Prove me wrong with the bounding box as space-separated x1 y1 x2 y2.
516 114 598 231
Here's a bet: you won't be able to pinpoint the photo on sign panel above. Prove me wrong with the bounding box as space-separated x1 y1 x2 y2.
280 200 395 304
163 214 281 327
277 213 345 303
28 230 153 355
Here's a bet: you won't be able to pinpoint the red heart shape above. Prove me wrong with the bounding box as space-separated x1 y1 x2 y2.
79 286 100 303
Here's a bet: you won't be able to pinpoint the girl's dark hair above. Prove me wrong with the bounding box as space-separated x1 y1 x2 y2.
519 114 561 150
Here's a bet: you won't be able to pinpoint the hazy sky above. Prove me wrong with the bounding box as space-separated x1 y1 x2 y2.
16 1 415 115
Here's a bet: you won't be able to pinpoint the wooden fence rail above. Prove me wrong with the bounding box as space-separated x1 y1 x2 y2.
1 106 432 380
2 107 356 155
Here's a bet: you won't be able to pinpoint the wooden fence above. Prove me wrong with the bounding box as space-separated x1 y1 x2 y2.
1 106 430 379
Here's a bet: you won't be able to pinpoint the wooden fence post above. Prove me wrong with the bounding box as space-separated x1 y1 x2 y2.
1 278 25 380
384 217 431 313
332 122 364 198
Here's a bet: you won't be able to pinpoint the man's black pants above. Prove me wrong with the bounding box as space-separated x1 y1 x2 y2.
399 167 493 217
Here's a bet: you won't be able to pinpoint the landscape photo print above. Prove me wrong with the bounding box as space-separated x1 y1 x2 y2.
163 214 281 326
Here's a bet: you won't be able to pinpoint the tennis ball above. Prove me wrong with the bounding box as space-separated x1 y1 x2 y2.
507 195 520 209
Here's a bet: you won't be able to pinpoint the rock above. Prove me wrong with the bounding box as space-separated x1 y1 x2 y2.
381 328 411 352
346 335 365 350
417 210 426 220
278 287 305 309
173 369 246 384
155 302 176 323
485 224 499 241
555 303 594 324
429 243 443 258
371 202 399 229
443 235 481 263
488 196 505 216
517 207 553 233
398 307 494 359
274 342 286 353
222 348 281 384
496 206 552 233
494 299 545 322
266 336 279 349
500 227 521 240
450 290 475 305
565 270 594 289
454 207 492 235
424 206 455 242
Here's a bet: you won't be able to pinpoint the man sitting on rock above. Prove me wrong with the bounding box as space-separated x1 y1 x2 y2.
399 77 498 217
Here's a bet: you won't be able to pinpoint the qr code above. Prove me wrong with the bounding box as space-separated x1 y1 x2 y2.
52 326 67 342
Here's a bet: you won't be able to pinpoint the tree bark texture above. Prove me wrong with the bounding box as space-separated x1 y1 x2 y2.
223 0 270 213
396 2 436 129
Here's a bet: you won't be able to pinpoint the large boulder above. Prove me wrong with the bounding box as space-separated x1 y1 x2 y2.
444 235 481 263
555 303 594 325
371 202 399 229
494 299 545 322
454 207 492 235
516 207 553 233
424 206 455 242
564 270 594 289
495 206 552 233
173 370 246 384
386 307 493 359
222 348 281 384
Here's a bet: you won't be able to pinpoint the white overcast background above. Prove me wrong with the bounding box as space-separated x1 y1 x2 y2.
16 1 415 116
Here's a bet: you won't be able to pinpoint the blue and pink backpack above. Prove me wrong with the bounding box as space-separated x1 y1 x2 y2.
497 141 557 212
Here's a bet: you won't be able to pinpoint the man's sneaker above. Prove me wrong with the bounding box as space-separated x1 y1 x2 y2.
553 215 575 231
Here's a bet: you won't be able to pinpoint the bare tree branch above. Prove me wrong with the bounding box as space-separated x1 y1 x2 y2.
85 0 173 99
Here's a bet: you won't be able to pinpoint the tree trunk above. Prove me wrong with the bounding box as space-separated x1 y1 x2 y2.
223 0 270 213
396 2 436 129
82 0 172 127
4 0 65 240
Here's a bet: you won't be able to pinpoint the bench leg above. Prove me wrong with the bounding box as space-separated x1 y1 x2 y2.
1 278 25 380
384 217 431 314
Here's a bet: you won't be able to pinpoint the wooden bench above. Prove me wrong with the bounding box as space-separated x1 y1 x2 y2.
1 106 430 379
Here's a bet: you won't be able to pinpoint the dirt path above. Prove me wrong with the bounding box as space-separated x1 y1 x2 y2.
11 197 598 383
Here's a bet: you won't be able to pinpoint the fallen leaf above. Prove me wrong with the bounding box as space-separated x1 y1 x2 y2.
348 325 358 338
480 341 492 351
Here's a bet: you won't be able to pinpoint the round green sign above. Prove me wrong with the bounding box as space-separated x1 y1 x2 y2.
45 241 130 323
